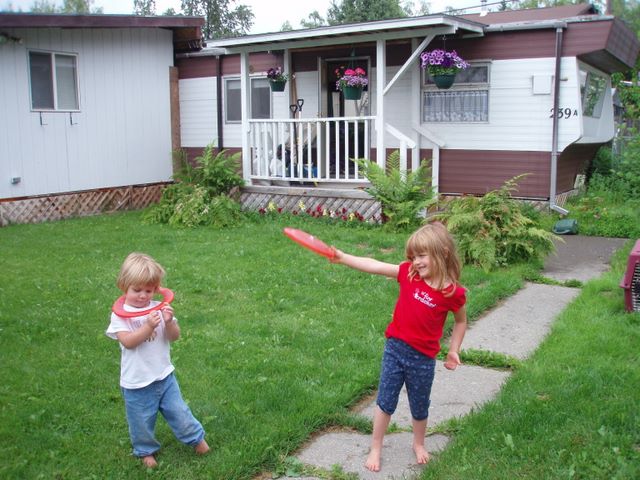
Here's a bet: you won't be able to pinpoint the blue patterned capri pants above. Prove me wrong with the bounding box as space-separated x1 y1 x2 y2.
376 338 436 421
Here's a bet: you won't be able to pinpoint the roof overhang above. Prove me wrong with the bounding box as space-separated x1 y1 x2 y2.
203 14 485 54
0 13 205 53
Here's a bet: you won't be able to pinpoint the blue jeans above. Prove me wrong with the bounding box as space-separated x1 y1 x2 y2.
122 372 205 457
376 338 436 421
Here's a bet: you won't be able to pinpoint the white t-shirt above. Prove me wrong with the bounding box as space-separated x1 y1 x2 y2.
106 300 176 389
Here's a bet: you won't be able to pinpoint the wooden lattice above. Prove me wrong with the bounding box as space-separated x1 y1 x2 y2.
0 184 165 227
241 185 382 223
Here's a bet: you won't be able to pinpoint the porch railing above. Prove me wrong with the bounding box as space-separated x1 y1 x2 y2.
249 116 374 184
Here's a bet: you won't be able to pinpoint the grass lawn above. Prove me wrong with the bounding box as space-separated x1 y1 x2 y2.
0 211 524 479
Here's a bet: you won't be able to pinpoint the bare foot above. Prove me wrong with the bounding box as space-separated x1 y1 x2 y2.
194 439 210 455
365 448 381 472
413 444 430 465
142 455 157 468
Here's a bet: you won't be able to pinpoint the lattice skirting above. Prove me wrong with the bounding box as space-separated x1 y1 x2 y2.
241 185 382 223
0 183 166 227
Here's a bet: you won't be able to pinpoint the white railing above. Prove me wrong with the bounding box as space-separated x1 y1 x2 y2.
249 116 374 184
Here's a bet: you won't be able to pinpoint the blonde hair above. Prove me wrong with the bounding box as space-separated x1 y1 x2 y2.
405 222 461 291
116 252 165 292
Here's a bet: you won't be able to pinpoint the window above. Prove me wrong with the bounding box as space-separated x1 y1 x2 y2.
225 77 271 123
29 51 79 111
580 69 606 118
422 63 489 123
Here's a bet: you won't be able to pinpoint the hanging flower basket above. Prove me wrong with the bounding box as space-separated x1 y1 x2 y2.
342 85 363 100
420 49 469 90
269 79 286 92
266 66 289 92
336 67 368 100
431 74 457 90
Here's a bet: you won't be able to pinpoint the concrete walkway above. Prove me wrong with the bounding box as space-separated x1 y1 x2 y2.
284 235 626 480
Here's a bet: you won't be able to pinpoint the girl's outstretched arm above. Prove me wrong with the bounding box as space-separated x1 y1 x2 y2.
330 248 399 279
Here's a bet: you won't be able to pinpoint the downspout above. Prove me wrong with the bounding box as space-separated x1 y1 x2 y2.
216 55 224 150
549 23 569 215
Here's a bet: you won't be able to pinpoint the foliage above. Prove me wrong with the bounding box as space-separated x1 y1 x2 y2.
180 0 254 38
327 0 409 25
144 145 245 228
357 151 436 233
420 49 469 76
256 200 375 225
335 67 368 90
300 10 326 28
266 66 289 82
30 0 103 13
133 0 155 15
435 175 558 271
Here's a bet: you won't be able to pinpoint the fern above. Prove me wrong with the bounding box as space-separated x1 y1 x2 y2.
358 151 436 232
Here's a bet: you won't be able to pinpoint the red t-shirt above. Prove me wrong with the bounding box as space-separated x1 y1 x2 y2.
385 261 466 358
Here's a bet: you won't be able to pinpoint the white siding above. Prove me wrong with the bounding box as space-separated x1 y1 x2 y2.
416 58 583 152
0 27 175 199
179 77 218 147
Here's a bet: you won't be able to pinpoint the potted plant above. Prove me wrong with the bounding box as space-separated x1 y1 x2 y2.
420 49 469 89
335 66 368 100
267 67 289 92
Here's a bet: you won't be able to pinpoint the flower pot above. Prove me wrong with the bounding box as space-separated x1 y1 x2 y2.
342 85 363 100
432 74 456 90
269 79 286 92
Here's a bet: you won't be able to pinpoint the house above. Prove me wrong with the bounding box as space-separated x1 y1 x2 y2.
0 12 204 225
176 3 638 217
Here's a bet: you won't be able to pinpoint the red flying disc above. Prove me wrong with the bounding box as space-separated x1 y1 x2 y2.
283 227 335 259
111 287 174 318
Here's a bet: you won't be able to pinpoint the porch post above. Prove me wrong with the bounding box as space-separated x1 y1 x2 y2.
376 39 386 169
411 38 421 172
240 51 251 181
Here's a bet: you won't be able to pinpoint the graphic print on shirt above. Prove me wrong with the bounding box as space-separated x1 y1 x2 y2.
132 318 158 342
413 288 436 308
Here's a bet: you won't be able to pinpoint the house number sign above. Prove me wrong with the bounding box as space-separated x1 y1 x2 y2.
549 107 578 119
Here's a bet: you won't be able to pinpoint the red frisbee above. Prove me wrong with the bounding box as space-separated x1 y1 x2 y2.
283 227 335 259
111 287 174 318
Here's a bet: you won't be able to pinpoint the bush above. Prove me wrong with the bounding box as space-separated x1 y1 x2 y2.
435 175 558 271
357 151 436 232
144 145 245 228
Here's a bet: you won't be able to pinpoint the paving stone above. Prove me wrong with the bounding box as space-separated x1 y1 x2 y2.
295 431 449 480
463 283 579 359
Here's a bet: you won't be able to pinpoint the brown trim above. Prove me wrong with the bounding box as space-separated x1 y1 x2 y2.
0 13 203 28
0 181 169 203
169 66 180 155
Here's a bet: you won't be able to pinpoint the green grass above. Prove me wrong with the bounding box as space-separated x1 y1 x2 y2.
0 211 521 480
421 244 640 480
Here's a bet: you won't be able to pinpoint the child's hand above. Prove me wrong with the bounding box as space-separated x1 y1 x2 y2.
161 305 174 323
146 311 162 330
444 351 461 370
329 247 343 263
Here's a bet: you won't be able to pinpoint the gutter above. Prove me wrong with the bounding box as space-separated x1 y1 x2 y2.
216 55 224 150
550 23 569 215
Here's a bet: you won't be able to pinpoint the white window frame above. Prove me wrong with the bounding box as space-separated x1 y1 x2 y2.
28 50 80 112
579 68 606 119
224 76 272 124
421 62 490 123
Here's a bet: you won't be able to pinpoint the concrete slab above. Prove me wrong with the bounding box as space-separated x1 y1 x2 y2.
295 432 450 480
543 235 626 282
463 283 579 359
357 362 510 429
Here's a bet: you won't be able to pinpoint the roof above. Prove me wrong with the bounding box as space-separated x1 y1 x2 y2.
460 3 597 25
0 12 204 52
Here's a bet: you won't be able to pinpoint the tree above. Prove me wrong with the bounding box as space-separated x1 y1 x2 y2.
280 20 294 31
327 0 408 25
30 0 102 13
134 0 156 15
300 10 326 28
180 0 254 38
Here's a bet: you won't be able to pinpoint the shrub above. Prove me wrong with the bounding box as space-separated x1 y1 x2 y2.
357 151 436 232
145 145 245 228
435 175 558 271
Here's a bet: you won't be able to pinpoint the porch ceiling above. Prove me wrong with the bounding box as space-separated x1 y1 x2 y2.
204 14 485 53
